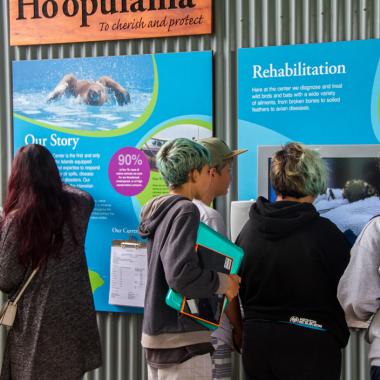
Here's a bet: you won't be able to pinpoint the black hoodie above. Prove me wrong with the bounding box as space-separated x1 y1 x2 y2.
236 197 350 347
138 195 225 350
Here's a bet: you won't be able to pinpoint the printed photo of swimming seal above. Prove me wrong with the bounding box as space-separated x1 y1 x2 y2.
47 74 131 106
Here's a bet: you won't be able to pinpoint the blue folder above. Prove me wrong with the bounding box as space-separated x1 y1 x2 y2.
165 222 244 330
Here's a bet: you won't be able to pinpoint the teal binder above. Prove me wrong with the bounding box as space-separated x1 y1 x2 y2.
165 222 244 330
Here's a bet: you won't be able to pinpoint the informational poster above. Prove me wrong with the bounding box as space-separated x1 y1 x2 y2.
238 39 380 241
12 51 212 312
9 0 212 46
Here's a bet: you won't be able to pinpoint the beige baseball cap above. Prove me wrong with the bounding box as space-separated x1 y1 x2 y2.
198 137 248 167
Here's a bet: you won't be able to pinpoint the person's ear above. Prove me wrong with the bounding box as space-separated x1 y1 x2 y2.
189 169 198 183
209 167 217 177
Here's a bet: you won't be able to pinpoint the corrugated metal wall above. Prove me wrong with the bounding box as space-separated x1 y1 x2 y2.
0 0 378 379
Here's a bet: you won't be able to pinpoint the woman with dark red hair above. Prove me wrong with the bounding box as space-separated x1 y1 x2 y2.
0 144 101 380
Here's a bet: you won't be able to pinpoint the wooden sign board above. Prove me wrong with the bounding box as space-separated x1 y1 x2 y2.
9 0 212 46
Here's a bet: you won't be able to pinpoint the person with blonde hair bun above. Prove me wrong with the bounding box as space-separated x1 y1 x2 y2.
236 142 350 380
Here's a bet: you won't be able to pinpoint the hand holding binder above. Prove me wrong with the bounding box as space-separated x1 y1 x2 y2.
225 274 241 301
166 222 244 330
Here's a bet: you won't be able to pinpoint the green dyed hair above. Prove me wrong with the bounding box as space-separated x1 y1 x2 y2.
270 142 327 198
156 138 210 188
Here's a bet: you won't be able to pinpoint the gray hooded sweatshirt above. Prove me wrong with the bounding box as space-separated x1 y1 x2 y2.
338 216 380 366
138 195 228 349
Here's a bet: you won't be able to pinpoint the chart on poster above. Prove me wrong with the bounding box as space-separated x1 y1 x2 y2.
12 51 212 312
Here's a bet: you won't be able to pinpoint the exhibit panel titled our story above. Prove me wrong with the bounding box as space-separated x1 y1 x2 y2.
12 51 212 312
238 39 380 242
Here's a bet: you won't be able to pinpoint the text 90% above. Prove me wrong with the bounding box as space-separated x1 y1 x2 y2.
118 153 143 166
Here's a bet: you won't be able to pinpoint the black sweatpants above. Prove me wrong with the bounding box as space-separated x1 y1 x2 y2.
242 320 342 380
371 366 380 380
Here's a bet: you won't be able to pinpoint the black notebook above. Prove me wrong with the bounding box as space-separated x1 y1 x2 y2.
181 244 233 326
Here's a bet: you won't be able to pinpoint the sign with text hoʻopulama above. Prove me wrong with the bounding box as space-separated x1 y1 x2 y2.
9 0 212 46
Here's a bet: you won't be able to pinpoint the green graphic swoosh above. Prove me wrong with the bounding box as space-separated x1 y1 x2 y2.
89 270 105 294
138 118 212 147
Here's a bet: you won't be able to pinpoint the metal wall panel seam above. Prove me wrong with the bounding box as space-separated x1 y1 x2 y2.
231 0 250 272
115 315 127 380
215 0 230 229
25 46 31 60
331 0 339 41
135 315 144 379
0 1 7 205
359 0 368 39
200 35 205 51
289 0 297 44
375 0 380 36
96 314 107 380
303 0 311 43
0 0 13 199
239 0 249 48
189 35 197 51
69 44 75 58
275 0 283 45
311 0 317 42
248 0 257 46
126 42 133 56
140 39 148 55
224 0 238 230
359 329 370 380
115 41 121 56
262 0 269 45
297 0 305 44
103 42 109 58
317 0 324 42
151 39 158 54
194 35 202 51
105 313 117 380
36 46 42 60
127 315 137 380
140 318 147 380
347 331 358 380
80 43 86 59
13 46 20 61
236 0 243 47
345 0 353 40
0 0 12 365
213 0 229 222
137 316 146 380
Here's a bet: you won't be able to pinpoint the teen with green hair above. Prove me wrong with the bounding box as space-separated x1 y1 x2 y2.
138 138 240 380
235 142 350 380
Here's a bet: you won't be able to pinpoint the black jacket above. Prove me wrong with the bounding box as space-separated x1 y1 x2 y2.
236 197 350 347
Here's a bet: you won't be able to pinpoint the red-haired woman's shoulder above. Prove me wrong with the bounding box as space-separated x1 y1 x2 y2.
63 184 94 210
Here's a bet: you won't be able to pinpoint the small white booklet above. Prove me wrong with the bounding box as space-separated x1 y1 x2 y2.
109 240 147 308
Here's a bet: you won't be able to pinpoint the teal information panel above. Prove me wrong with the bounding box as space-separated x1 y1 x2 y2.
12 51 212 312
238 39 380 241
